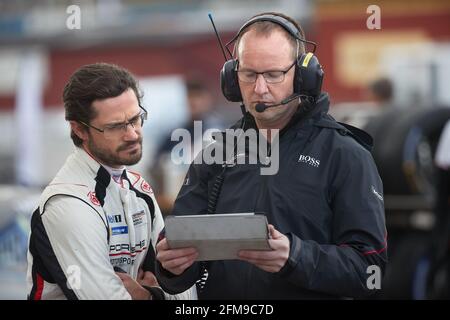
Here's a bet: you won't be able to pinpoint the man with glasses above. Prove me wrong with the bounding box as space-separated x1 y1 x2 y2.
26 63 196 300
155 12 387 299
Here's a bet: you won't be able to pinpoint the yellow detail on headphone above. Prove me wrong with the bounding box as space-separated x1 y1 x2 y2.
302 52 313 68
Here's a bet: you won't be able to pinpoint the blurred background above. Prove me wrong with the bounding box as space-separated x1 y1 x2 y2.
0 0 449 299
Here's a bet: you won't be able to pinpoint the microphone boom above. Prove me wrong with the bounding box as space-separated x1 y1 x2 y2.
255 93 300 113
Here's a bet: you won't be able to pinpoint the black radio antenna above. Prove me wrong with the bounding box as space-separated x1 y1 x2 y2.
208 13 232 61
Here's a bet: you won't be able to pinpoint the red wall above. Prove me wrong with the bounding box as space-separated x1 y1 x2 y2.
0 33 234 110
315 1 450 103
1 1 449 109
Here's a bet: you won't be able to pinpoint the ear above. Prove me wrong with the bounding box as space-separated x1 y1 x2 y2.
70 121 88 143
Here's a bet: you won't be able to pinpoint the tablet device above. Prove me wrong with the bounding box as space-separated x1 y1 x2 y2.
165 213 272 261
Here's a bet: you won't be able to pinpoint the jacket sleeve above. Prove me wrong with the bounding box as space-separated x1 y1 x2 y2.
155 158 211 294
278 145 388 298
39 197 132 299
148 190 198 299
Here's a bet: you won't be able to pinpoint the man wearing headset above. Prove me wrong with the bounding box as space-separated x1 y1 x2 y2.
155 12 387 299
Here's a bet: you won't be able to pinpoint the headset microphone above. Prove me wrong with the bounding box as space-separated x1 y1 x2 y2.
255 93 300 113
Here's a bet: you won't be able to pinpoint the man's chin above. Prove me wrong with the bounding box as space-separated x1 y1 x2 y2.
120 151 142 166
87 141 143 167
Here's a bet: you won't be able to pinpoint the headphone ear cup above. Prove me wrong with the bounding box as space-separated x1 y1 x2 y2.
296 53 324 98
220 59 242 102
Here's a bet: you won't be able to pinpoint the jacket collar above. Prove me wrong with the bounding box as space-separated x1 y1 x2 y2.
312 111 374 152
230 93 373 151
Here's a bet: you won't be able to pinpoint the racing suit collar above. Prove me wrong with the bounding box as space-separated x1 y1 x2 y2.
101 164 126 184
76 147 126 177
76 147 102 174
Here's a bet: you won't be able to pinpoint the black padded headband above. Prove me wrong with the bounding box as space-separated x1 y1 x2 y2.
226 14 316 53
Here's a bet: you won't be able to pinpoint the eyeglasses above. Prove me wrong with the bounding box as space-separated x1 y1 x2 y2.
236 61 296 84
79 105 148 140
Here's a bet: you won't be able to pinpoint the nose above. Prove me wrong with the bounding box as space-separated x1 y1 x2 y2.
123 123 140 141
254 74 269 96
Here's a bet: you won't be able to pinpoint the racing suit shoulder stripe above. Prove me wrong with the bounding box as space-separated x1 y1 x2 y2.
122 173 155 223
94 166 111 207
29 207 78 300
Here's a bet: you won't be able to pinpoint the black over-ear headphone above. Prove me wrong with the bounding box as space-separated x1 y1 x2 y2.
220 14 324 103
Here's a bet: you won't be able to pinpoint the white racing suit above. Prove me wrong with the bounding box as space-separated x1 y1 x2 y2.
26 147 196 300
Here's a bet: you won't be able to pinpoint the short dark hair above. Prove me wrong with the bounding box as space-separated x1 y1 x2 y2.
186 78 210 95
235 12 306 60
63 63 142 146
369 77 393 102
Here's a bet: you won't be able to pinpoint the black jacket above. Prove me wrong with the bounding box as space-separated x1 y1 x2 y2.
156 93 387 299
